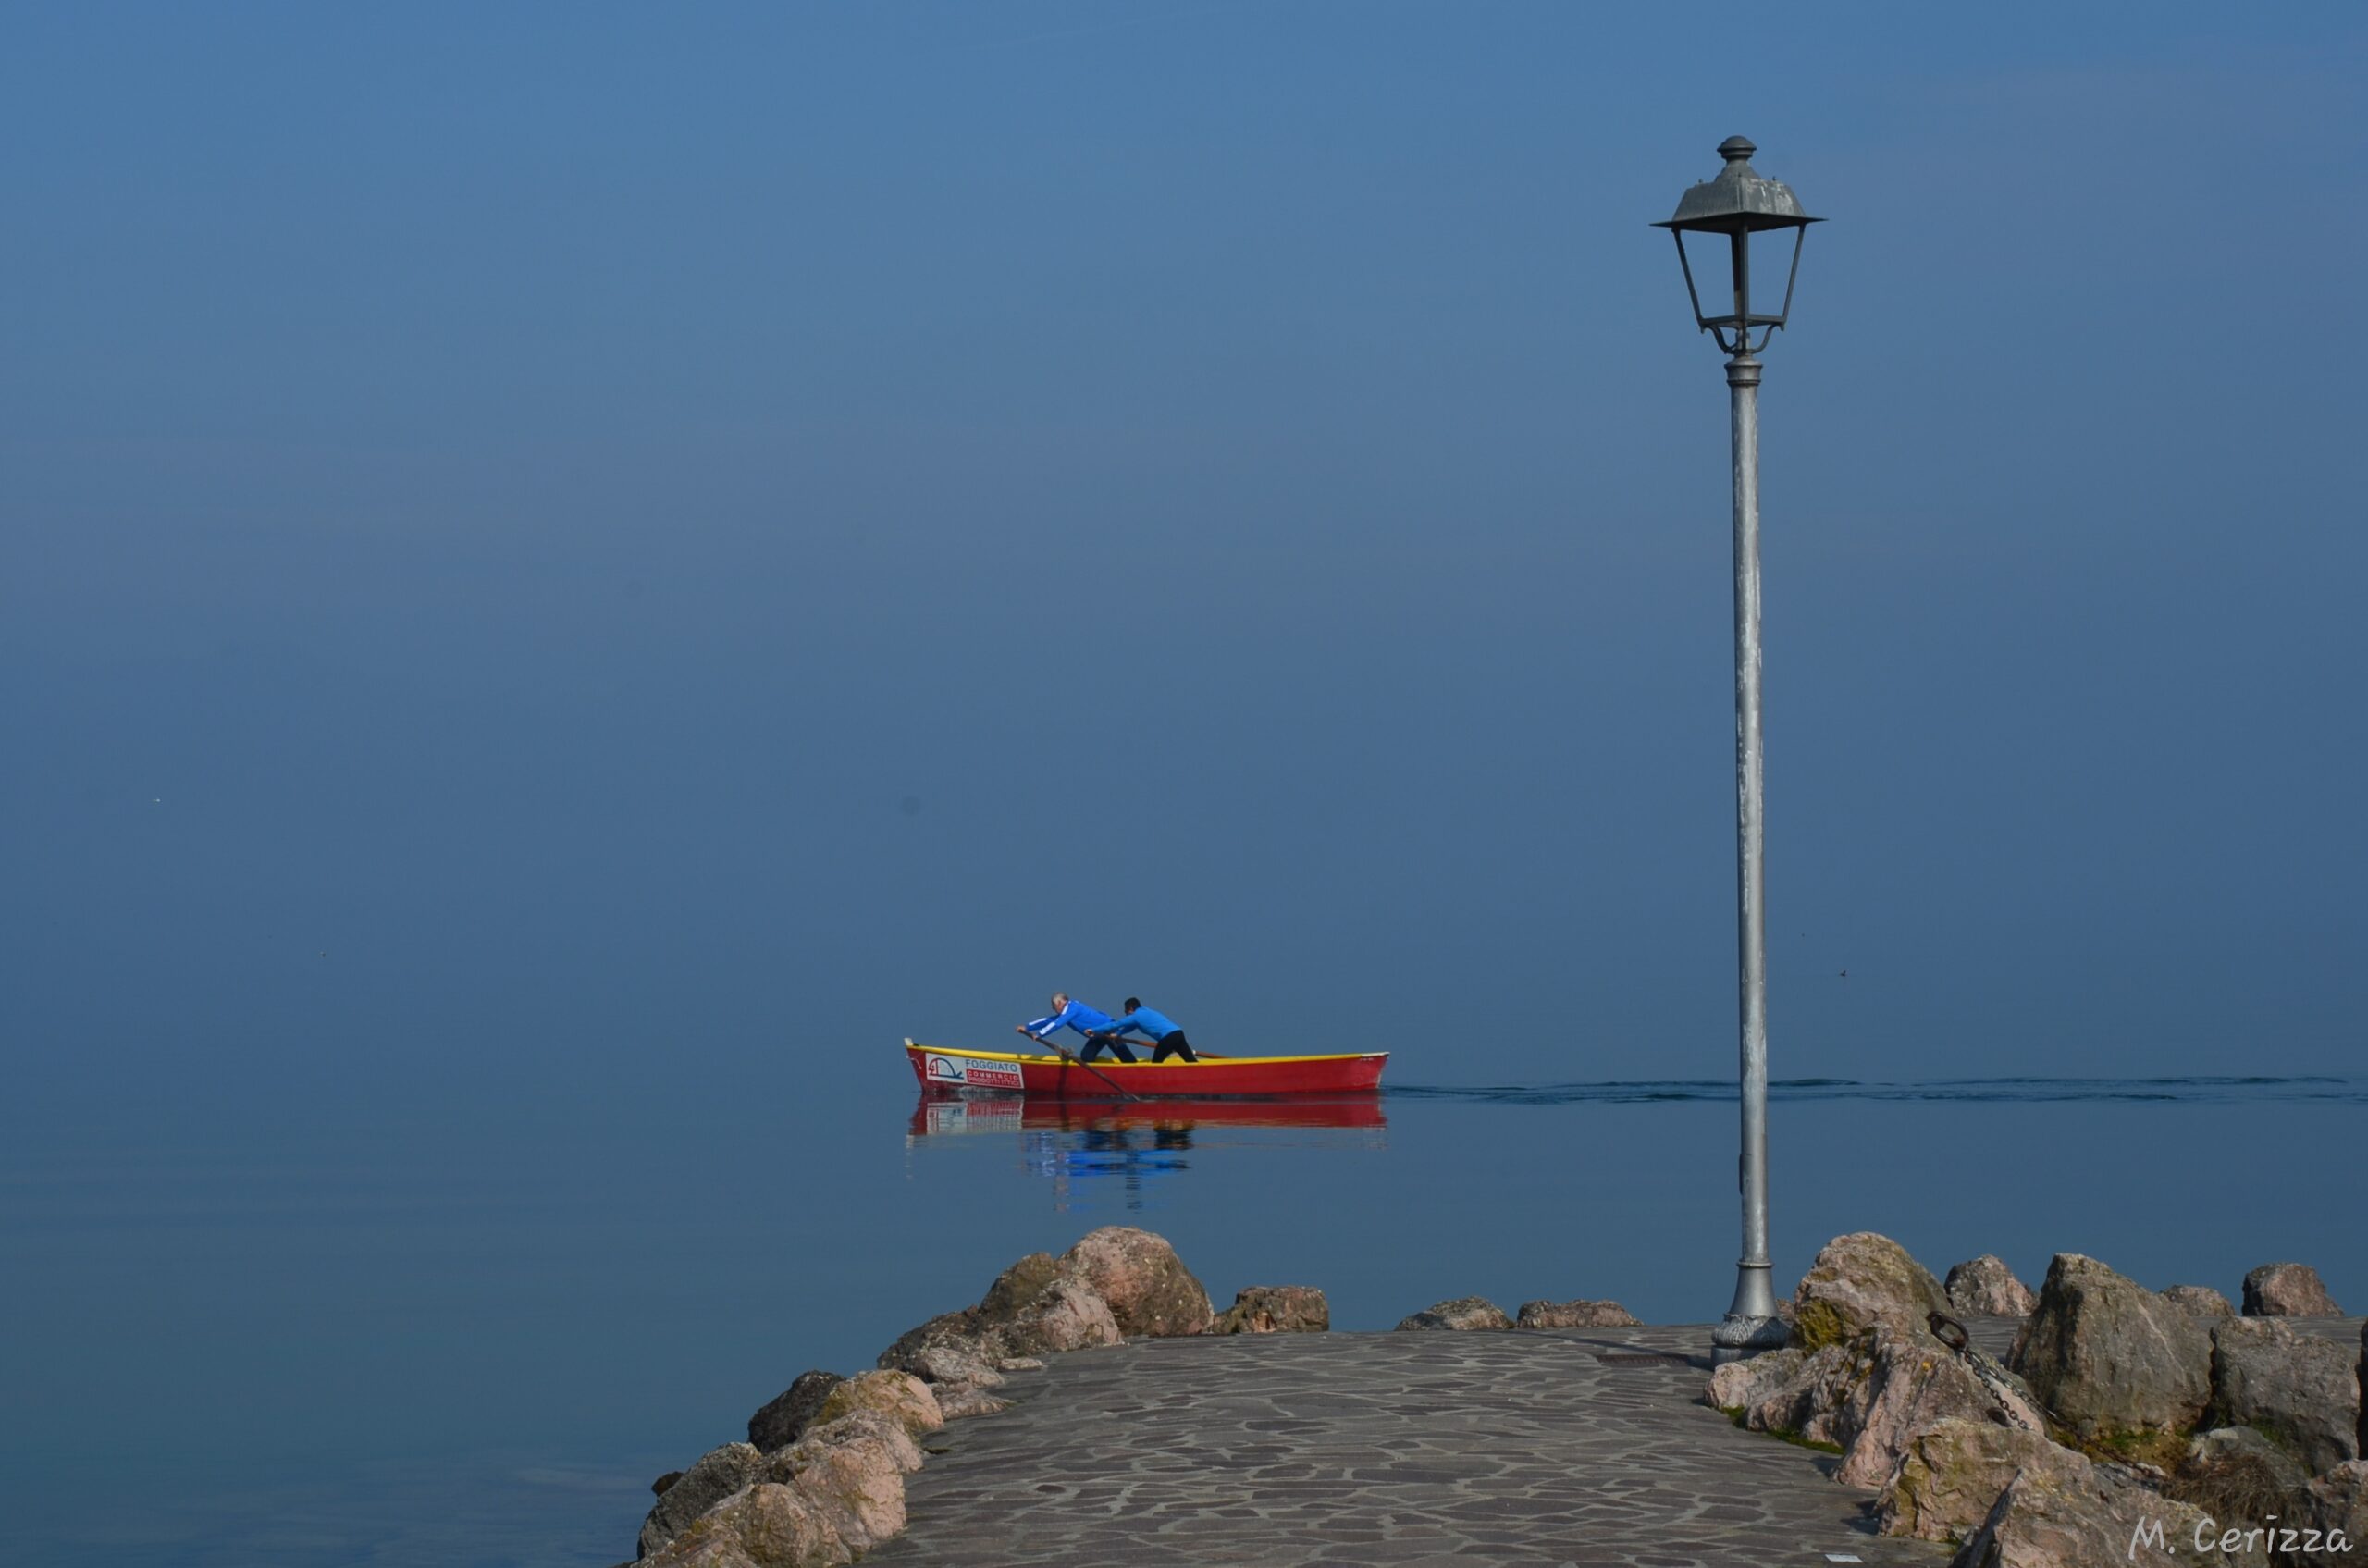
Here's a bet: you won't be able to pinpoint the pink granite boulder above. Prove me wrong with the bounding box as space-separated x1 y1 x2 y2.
1395 1296 1511 1331
1944 1255 2038 1317
1515 1298 1641 1329
2242 1262 2342 1318
1057 1227 1215 1337
1213 1285 1329 1334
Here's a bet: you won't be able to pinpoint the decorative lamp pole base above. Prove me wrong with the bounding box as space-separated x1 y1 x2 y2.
1709 1261 1791 1365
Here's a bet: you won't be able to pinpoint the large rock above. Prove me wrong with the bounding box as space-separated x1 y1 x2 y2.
876 1309 1004 1389
1705 1345 1811 1417
1057 1227 1214 1336
784 1446 902 1556
977 1253 1062 1322
1723 1325 2048 1488
1734 1341 1866 1450
2162 1285 2236 1319
874 1231 1202 1408
771 1410 922 1479
2360 1320 2366 1458
1515 1298 1640 1329
933 1384 1012 1420
2292 1462 2367 1568
1794 1232 1949 1350
2242 1262 2342 1318
1213 1285 1328 1334
643 1411 931 1567
1876 1419 2090 1542
811 1371 943 1439
747 1371 845 1453
877 1299 1107 1389
639 1442 766 1559
920 1349 1005 1388
919 1252 1077 1365
767 1414 914 1556
2208 1315 2361 1474
1945 1256 2038 1318
639 1481 843 1568
1837 1331 2047 1487
2009 1253 2213 1442
1946 1465 2234 1568
1395 1296 1511 1331
995 1278 1123 1357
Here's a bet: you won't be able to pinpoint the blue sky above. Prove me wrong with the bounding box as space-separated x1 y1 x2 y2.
5 2 2363 1105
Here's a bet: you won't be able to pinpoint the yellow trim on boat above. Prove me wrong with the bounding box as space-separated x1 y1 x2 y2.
906 1041 1384 1067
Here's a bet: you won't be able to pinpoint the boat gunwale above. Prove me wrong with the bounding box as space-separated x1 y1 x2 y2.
905 1042 1387 1068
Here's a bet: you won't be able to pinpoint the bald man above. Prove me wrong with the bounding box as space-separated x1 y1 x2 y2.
1018 993 1134 1063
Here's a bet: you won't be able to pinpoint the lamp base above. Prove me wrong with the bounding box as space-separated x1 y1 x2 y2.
1708 1312 1794 1365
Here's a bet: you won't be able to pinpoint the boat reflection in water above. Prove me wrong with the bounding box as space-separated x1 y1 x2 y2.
905 1094 1388 1214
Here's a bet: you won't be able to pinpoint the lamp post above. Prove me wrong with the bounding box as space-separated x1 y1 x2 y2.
1654 137 1822 1364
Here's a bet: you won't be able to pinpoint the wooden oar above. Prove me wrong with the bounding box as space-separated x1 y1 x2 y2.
1018 1029 1141 1102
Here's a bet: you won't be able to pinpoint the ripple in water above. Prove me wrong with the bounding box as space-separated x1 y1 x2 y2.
1387 1075 2367 1105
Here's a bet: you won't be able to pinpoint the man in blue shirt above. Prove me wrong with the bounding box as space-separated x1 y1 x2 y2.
1018 993 1134 1063
1102 997 1199 1064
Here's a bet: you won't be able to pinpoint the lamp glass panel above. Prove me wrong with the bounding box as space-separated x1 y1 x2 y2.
1742 226 1804 326
1677 227 1805 331
1679 229 1744 326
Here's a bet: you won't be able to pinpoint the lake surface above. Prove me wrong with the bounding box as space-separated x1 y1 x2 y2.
4 1070 2360 1567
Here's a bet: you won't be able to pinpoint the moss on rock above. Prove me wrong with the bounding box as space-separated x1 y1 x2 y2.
813 1370 944 1438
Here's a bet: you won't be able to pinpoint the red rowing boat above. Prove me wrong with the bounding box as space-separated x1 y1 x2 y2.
905 1039 1388 1098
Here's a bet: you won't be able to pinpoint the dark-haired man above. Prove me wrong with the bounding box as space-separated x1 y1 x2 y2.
1100 997 1198 1064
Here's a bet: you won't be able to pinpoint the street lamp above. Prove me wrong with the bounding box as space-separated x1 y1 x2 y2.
1654 136 1822 1363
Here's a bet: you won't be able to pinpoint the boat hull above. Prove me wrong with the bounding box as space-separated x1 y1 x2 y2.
905 1042 1387 1098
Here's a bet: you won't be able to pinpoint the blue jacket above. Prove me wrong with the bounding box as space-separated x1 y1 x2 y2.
1104 1006 1180 1041
1022 999 1116 1042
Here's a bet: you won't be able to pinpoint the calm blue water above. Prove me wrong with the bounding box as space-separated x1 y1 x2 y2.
3 1069 2359 1566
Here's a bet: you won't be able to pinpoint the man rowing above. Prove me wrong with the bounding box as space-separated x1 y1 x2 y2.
1102 997 1198 1063
1018 993 1135 1063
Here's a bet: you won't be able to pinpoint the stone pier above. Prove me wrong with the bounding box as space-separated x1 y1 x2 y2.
867 1323 2010 1567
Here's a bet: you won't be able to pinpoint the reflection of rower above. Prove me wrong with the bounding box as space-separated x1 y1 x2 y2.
906 1093 1388 1135
1067 1123 1192 1211
1099 997 1198 1063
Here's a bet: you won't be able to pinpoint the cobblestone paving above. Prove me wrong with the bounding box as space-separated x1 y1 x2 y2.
871 1325 1978 1568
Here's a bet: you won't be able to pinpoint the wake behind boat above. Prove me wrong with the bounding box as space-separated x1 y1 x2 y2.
905 1039 1388 1098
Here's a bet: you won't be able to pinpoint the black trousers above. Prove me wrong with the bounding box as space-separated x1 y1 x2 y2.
1077 1035 1138 1064
1150 1030 1197 1064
